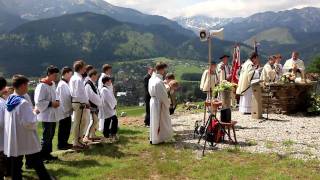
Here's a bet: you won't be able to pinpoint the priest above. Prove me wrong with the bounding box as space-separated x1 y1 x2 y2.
148 62 173 145
217 55 231 82
283 51 305 78
236 52 260 114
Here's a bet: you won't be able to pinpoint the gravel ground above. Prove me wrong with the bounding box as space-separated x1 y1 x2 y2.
171 111 320 160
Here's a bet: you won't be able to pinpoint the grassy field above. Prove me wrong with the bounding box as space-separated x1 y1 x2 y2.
117 106 145 117
25 123 320 180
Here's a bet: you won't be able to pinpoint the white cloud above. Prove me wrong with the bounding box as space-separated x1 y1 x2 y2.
106 0 320 18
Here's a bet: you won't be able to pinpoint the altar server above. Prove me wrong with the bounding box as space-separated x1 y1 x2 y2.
69 60 90 150
260 56 277 83
99 76 118 141
283 51 305 78
34 66 60 161
149 62 173 144
98 64 113 131
4 75 52 180
56 67 73 150
84 69 102 143
236 52 260 114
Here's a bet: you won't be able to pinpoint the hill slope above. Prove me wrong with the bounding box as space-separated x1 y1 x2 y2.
0 0 194 37
0 12 250 76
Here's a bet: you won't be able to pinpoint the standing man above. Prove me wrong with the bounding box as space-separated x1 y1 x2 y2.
200 61 219 99
283 51 305 78
274 54 283 81
236 52 259 114
98 64 113 90
34 66 60 161
149 62 173 145
217 55 231 82
143 67 154 126
69 60 90 150
56 67 73 150
84 69 102 143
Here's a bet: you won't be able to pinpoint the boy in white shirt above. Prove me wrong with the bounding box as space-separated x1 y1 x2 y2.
99 76 119 141
69 60 90 150
56 67 73 150
4 75 52 180
34 66 60 161
83 69 102 143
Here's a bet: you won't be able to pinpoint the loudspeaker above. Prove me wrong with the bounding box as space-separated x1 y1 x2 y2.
220 108 231 123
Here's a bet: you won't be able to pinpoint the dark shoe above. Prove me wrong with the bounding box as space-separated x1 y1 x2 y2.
58 143 73 150
42 154 59 161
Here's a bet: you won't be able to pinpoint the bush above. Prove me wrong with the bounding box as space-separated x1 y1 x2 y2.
180 73 202 81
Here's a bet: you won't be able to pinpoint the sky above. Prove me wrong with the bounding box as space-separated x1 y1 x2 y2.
106 0 320 18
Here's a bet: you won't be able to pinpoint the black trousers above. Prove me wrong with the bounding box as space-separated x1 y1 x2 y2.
103 115 118 138
41 122 56 156
58 116 72 148
144 97 151 126
9 152 51 180
0 151 8 178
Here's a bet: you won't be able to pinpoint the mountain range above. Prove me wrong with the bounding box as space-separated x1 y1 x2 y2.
176 7 320 62
0 0 194 37
0 0 319 76
0 12 249 76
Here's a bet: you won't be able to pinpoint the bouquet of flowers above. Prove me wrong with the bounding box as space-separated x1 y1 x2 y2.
280 73 296 83
213 80 237 96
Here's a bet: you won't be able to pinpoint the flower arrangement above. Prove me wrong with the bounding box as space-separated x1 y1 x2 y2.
213 80 237 96
280 73 296 83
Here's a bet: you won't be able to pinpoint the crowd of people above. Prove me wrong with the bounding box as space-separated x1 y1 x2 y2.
199 51 306 114
0 50 306 179
0 60 120 179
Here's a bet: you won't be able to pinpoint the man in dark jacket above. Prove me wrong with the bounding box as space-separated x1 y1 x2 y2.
143 67 154 126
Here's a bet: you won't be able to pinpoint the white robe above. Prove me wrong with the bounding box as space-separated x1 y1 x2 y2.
4 96 41 157
98 86 117 131
0 97 5 151
56 80 73 120
200 69 219 92
239 70 260 114
98 73 114 131
283 58 305 73
148 73 172 144
34 82 61 122
260 63 276 83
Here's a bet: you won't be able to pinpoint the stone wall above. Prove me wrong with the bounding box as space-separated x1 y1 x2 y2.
261 83 316 114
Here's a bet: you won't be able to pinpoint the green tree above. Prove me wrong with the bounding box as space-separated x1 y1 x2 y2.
307 56 320 73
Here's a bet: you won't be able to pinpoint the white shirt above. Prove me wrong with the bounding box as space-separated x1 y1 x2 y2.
34 82 60 122
4 95 41 157
0 97 5 151
99 85 117 119
85 79 102 107
69 72 89 104
56 80 73 119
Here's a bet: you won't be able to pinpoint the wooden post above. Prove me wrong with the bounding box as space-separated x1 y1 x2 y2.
252 82 262 119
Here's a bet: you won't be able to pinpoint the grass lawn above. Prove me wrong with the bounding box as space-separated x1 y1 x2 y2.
25 123 320 180
117 106 145 117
